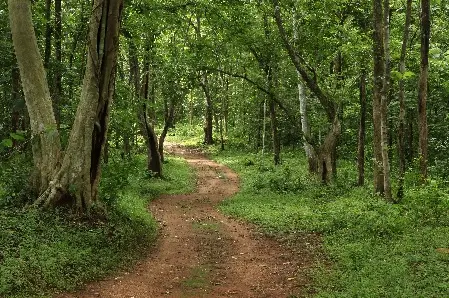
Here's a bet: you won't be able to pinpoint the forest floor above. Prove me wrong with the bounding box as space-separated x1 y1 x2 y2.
58 144 320 298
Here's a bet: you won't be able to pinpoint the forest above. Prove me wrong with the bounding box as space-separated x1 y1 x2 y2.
1 0 449 297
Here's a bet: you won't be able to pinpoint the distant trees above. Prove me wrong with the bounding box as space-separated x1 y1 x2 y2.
1 0 447 212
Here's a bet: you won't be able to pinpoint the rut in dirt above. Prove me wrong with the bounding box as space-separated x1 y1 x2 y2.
58 145 319 298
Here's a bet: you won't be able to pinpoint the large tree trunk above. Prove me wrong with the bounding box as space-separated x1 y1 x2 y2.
357 71 367 186
41 0 123 210
397 0 412 199
418 0 430 183
8 0 62 194
10 0 125 211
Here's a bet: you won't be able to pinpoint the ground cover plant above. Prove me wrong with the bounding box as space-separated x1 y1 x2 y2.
0 153 194 298
208 145 449 298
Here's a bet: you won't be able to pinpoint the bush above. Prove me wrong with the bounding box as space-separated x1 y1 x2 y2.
0 153 32 207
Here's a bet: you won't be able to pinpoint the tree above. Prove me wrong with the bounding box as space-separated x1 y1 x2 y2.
8 0 124 211
418 0 430 183
397 0 412 199
357 71 367 186
272 0 341 182
372 0 392 200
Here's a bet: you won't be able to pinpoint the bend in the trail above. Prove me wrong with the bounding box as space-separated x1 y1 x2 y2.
58 144 319 298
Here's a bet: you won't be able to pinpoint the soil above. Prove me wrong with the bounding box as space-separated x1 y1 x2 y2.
58 145 322 298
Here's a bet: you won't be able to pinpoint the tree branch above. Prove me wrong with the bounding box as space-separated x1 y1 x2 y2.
272 0 336 121
203 67 299 129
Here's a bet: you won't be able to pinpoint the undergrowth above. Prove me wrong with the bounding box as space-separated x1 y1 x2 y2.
0 153 194 298
210 147 449 298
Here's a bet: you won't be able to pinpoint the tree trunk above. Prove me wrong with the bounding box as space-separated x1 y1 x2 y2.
357 71 367 186
200 72 214 145
314 118 341 183
158 99 176 162
8 0 62 194
11 64 21 147
381 0 393 200
269 96 280 165
53 0 62 127
123 134 131 159
372 0 386 196
397 0 412 199
12 0 124 211
143 104 162 176
418 0 430 183
44 0 52 70
135 38 162 175
298 78 317 172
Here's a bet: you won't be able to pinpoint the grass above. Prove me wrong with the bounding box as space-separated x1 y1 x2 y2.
0 152 195 298
182 265 211 290
208 146 449 298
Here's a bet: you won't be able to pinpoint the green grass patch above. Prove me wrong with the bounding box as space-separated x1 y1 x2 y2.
210 147 449 298
182 265 211 290
0 153 195 298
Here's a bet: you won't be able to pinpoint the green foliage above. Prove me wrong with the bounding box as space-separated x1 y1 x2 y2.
0 154 32 207
212 146 449 298
0 153 195 298
167 123 205 147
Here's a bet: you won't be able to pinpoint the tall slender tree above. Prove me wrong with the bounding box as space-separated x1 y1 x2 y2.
397 0 413 199
418 0 430 183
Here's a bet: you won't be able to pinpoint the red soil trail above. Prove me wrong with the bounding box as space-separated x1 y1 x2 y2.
58 145 318 298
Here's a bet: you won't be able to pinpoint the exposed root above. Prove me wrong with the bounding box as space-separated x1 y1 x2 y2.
33 180 64 208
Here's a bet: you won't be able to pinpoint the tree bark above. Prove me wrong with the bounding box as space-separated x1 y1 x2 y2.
381 0 393 200
418 0 430 183
298 80 317 172
53 0 62 127
143 104 162 176
133 37 162 175
372 0 386 196
158 99 176 162
200 72 214 145
397 0 412 199
8 0 62 194
357 71 367 186
44 0 52 70
11 65 22 147
269 96 280 165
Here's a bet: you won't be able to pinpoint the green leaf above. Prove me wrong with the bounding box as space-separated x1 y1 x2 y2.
10 132 25 141
403 71 416 79
1 139 13 148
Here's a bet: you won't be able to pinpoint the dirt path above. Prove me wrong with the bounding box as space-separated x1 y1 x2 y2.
59 145 318 298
